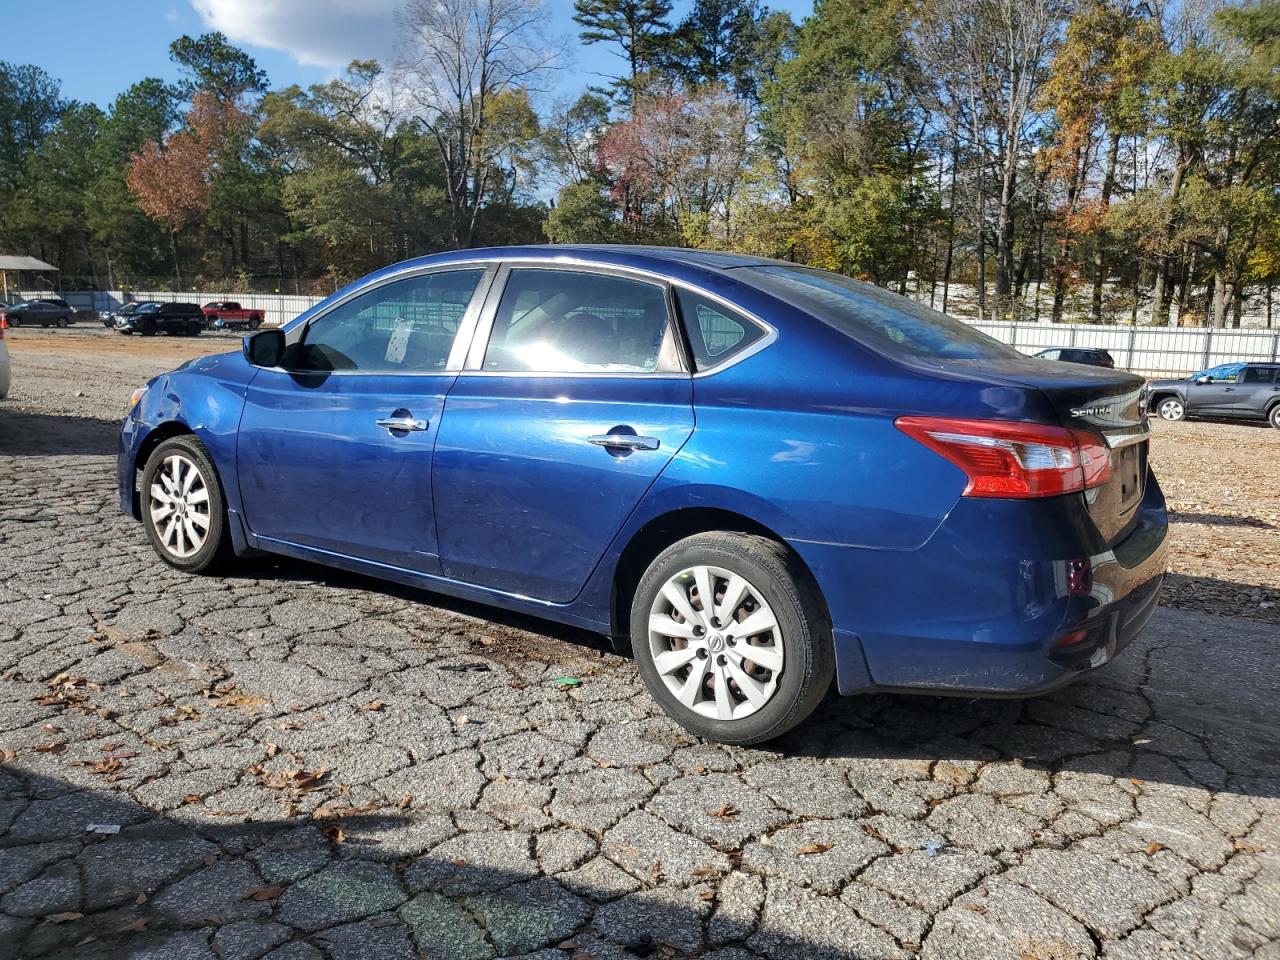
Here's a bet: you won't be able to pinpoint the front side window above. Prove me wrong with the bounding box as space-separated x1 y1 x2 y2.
675 288 766 370
482 269 677 373
1195 362 1245 382
293 269 484 373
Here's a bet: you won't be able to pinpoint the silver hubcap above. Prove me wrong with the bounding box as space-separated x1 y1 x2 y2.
1160 400 1183 420
149 454 211 558
648 565 784 721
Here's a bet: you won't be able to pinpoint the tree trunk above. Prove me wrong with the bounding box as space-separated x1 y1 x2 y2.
1090 131 1120 324
941 140 959 314
995 161 1016 319
170 229 183 290
1151 153 1189 322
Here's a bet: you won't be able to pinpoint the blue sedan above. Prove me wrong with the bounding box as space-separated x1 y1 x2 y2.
119 246 1169 744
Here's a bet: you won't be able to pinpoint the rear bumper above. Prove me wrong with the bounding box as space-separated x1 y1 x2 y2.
793 470 1169 696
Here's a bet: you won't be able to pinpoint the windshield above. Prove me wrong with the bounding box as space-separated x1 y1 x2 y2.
119 304 139 314
743 265 1021 360
136 303 160 313
1192 362 1245 381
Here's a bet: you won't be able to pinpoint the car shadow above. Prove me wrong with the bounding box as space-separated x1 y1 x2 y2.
0 410 120 457
1168 510 1275 529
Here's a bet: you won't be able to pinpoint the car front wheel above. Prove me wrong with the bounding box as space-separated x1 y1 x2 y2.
1270 405 1280 430
141 436 233 573
1158 397 1185 421
630 532 834 745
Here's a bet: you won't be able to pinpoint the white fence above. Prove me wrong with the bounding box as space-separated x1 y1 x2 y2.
24 290 326 330
23 289 1280 378
969 321 1280 378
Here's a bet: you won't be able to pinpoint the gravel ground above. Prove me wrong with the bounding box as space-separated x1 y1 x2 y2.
0 327 1277 960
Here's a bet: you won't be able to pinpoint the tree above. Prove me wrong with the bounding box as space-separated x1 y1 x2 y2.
0 62 64 190
127 93 243 286
170 32 268 103
668 0 761 98
573 0 673 106
397 0 559 248
545 181 621 242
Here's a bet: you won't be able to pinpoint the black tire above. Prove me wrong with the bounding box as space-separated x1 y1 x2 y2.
630 532 834 745
249 316 262 331
1269 404 1280 430
1157 397 1185 421
188 321 202 336
41 322 49 328
140 435 234 574
140 319 157 337
56 317 67 328
6 316 17 327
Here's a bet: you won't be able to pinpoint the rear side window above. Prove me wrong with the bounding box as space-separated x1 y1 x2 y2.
483 268 679 373
1242 366 1277 384
744 265 1021 360
295 269 484 373
674 289 766 370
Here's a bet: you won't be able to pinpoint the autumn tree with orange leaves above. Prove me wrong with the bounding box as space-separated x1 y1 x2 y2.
126 91 244 287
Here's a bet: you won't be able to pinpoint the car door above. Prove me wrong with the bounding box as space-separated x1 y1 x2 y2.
1185 369 1240 415
236 266 492 573
432 264 695 603
1235 365 1280 417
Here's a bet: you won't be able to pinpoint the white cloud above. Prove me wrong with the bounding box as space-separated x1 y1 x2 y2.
166 9 180 23
190 0 401 69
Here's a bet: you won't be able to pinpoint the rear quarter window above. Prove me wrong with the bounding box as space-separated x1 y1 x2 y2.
674 288 766 370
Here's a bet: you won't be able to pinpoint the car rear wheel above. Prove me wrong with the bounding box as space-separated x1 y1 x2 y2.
1270 405 1280 430
249 316 262 330
56 317 67 328
140 319 157 336
188 321 202 336
1158 397 1185 421
630 532 834 745
141 436 233 573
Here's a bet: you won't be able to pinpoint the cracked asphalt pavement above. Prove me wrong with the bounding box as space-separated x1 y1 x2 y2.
0 328 1277 959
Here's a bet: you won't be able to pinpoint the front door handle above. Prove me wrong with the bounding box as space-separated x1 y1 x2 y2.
587 434 660 451
376 416 428 433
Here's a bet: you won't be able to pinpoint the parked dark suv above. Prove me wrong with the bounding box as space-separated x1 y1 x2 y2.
115 302 207 337
1034 347 1116 368
1148 362 1280 428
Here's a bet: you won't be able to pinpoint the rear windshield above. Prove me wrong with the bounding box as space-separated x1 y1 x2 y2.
742 265 1021 360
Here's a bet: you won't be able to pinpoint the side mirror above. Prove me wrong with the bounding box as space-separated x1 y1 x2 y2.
1195 375 1211 384
243 329 285 368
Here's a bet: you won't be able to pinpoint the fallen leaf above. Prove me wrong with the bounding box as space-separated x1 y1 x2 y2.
398 794 413 811
1145 841 1167 855
325 825 346 844
44 912 84 923
698 889 716 901
691 866 719 877
451 857 468 866
959 903 987 915
34 743 67 754
245 885 285 902
265 742 279 758
371 917 400 927
362 700 384 712
0 749 15 762
135 893 147 906
797 843 832 856
41 723 61 733
1233 840 1264 854
709 803 739 819
114 917 150 933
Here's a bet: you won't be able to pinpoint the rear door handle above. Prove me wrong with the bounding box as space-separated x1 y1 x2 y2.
587 434 660 451
376 416 428 433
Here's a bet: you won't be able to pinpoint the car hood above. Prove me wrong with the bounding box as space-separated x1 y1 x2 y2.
1149 377 1189 390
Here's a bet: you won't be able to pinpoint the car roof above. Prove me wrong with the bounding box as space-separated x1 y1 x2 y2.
369 244 788 278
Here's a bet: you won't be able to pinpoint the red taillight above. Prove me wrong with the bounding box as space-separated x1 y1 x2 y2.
0 315 6 338
895 416 1111 499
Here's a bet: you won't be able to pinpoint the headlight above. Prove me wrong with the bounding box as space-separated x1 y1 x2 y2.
128 386 147 411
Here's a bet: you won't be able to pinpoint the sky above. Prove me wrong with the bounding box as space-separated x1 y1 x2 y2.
4 0 815 110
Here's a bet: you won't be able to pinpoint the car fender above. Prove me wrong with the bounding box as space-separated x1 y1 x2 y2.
121 352 257 534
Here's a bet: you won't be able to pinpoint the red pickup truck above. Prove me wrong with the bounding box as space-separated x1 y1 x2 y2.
202 301 264 330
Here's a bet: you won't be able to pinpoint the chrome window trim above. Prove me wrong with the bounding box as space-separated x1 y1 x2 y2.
270 263 498 377
455 255 776 379
461 262 686 377
275 253 777 379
